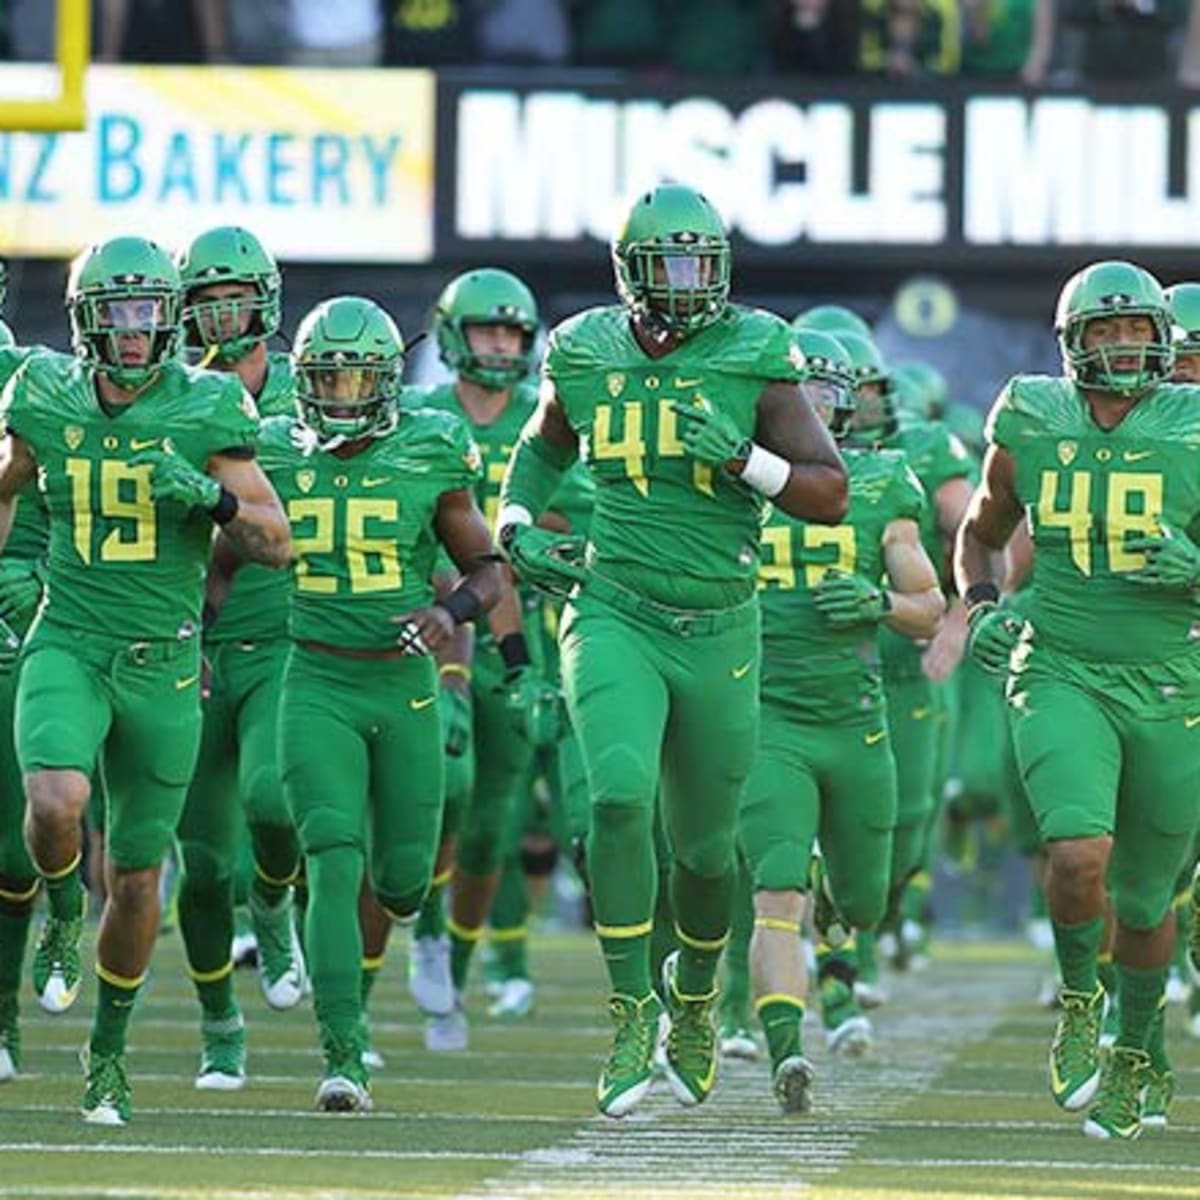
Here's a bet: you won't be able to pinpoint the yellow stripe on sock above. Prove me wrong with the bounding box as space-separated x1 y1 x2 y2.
489 925 527 944
382 906 417 926
1173 890 1191 910
362 954 385 971
40 852 81 882
754 916 800 934
187 960 233 984
254 863 299 887
755 992 805 1013
431 868 453 887
0 878 39 904
446 917 485 942
97 963 146 990
1098 951 1114 965
593 919 653 940
910 871 932 889
675 924 729 952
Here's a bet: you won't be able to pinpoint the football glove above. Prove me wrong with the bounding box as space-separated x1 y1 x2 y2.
500 524 588 598
813 570 891 626
504 667 564 749
439 686 472 758
129 446 221 511
967 602 1025 675
671 400 747 468
1126 522 1200 590
0 558 43 628
0 614 21 673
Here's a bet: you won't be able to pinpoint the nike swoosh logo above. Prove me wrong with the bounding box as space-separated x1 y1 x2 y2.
1185 715 1200 728
675 377 703 389
130 438 159 451
410 695 436 711
910 706 931 720
864 730 887 745
362 477 391 488
175 674 198 690
731 660 755 680
1122 450 1154 462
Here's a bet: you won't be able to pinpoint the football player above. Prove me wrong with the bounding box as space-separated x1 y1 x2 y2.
498 183 848 1118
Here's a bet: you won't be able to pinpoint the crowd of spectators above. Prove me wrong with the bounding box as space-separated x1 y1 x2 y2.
1 1 1198 85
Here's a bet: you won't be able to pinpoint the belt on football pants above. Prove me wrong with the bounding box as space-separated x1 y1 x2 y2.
298 638 413 662
578 571 758 638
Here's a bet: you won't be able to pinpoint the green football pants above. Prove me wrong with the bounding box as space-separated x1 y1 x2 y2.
883 671 939 890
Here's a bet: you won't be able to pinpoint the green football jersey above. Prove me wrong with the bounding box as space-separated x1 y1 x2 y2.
208 351 297 644
989 375 1200 664
545 304 806 608
0 352 257 640
0 345 48 564
259 408 483 650
759 448 924 713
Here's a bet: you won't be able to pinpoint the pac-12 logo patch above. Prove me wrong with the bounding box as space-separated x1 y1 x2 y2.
1056 440 1077 467
296 469 316 494
606 372 625 398
64 424 84 450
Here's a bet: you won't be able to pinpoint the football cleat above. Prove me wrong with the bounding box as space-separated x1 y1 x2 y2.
661 951 719 1107
230 924 258 970
1099 989 1119 1051
820 976 872 1057
1049 985 1104 1111
252 892 307 1011
424 994 468 1052
772 1053 816 1115
1140 1064 1174 1130
717 1019 760 1061
1026 917 1055 954
0 993 20 1081
1164 967 1188 1006
1036 974 1062 1010
487 977 535 1019
853 978 889 1009
359 1015 385 1070
195 1012 246 1091
1083 1047 1149 1140
408 934 455 1016
80 1046 132 1126
32 915 83 1015
597 991 664 1118
317 1031 372 1113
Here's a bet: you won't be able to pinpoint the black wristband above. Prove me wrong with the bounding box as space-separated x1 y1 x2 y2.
963 581 1000 610
210 487 240 526
498 631 531 671
437 585 483 626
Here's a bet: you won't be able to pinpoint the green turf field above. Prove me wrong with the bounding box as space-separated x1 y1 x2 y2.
1 928 1198 1199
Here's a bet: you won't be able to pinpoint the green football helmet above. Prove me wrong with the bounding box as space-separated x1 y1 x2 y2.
0 319 13 350
612 183 730 337
177 225 281 364
293 296 404 444
837 330 897 443
791 304 872 342
892 359 948 422
1055 260 1173 396
1165 282 1200 353
794 328 855 439
434 267 539 390
67 236 181 390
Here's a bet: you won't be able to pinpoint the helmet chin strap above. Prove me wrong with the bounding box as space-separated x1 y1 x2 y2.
292 407 399 456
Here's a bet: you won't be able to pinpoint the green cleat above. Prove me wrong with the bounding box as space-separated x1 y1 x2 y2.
1082 1046 1149 1140
31 915 83 1015
1048 985 1103 1111
80 1047 132 1126
1099 989 1119 1050
196 1012 246 1091
317 1029 372 1113
661 951 719 1107
1141 1064 1175 1130
819 974 872 1057
0 993 20 1081
772 1053 815 1115
252 891 306 1011
596 992 664 1118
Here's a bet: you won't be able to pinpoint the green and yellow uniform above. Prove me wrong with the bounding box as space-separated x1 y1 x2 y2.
741 448 924 924
990 376 1200 931
1 352 256 869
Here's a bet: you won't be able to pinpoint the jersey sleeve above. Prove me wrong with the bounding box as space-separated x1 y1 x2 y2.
888 459 928 523
443 415 485 493
256 414 299 476
984 378 1022 451
751 312 807 382
202 374 260 458
0 352 59 454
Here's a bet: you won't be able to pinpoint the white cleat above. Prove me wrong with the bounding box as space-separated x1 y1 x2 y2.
38 970 81 1016
718 1025 760 1061
0 1047 16 1082
826 1014 873 1057
424 996 468 1052
253 894 307 1012
230 930 258 969
1037 975 1062 1010
487 978 535 1019
408 934 454 1017
854 980 889 1009
82 1099 126 1126
1026 917 1055 953
1165 969 1189 1005
316 1075 372 1113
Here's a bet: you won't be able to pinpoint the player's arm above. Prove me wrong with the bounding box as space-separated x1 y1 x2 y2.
921 473 976 681
0 431 36 556
205 453 293 569
497 381 579 536
1004 518 1034 593
202 531 245 630
881 517 945 640
954 445 1023 600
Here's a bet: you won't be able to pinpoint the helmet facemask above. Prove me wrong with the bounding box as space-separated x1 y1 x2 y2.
183 283 278 365
296 355 400 446
71 287 180 390
1062 309 1174 397
615 234 730 337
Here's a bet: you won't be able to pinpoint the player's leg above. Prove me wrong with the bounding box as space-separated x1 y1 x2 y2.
357 876 391 1069
560 597 669 1117
1011 666 1118 1115
236 643 305 1009
717 851 757 1059
280 647 371 1112
658 609 760 1108
175 646 245 1089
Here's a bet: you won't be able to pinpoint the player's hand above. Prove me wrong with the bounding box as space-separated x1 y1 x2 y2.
1126 522 1200 589
967 602 1026 675
439 685 472 757
671 400 747 469
130 445 221 511
0 615 21 673
0 559 43 628
499 524 588 596
392 606 456 656
504 667 564 748
921 612 967 682
813 570 890 626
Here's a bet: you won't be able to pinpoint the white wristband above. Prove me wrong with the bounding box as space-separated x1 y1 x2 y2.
495 504 533 540
740 443 791 498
